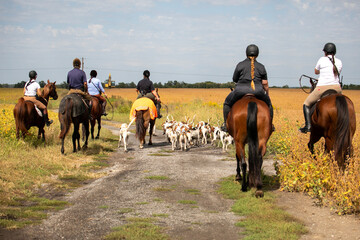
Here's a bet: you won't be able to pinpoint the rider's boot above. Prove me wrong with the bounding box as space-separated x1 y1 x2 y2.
88 101 93 120
299 104 311 133
221 104 231 132
156 102 162 119
44 113 53 127
101 101 107 116
269 104 275 132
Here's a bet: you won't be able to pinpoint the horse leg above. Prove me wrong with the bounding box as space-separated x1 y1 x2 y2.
61 138 65 154
90 119 95 139
148 120 154 145
72 125 79 152
83 121 89 150
235 142 247 191
308 132 321 156
96 118 101 139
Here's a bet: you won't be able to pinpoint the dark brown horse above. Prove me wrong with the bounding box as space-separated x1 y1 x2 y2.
89 96 102 139
13 80 58 140
227 95 272 197
308 93 356 170
58 93 90 154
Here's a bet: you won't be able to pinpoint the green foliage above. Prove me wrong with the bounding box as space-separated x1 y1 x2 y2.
218 176 306 239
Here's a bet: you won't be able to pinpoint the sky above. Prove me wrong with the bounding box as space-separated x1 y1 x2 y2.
0 0 359 87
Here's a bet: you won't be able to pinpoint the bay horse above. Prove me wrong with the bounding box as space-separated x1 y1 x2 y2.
13 80 58 141
89 96 102 139
227 95 272 198
58 93 90 154
308 93 356 170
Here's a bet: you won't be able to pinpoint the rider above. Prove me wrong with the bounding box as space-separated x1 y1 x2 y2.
299 42 342 133
136 70 162 118
67 58 92 117
23 70 53 126
222 44 274 132
87 70 108 116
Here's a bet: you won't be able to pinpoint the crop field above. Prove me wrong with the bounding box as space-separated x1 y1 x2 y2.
0 87 359 223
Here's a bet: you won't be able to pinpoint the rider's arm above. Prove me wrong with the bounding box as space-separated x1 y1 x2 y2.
84 81 88 93
151 90 160 101
314 68 320 75
36 88 43 97
262 79 269 95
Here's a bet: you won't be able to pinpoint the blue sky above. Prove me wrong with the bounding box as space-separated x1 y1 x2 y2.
0 0 359 87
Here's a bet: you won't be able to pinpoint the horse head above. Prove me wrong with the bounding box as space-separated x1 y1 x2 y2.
43 80 58 100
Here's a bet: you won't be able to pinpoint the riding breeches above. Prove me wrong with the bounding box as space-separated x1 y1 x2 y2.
304 84 342 107
68 89 92 101
137 92 158 104
23 96 46 110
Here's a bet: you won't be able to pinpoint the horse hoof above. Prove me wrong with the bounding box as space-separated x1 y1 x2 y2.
95 136 99 139
139 145 144 149
241 186 247 192
148 142 152 145
255 190 264 198
235 175 242 182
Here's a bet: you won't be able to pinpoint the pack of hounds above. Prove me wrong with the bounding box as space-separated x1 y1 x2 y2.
118 114 234 152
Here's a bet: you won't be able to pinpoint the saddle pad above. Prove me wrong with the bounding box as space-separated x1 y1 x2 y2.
129 97 157 121
59 94 87 118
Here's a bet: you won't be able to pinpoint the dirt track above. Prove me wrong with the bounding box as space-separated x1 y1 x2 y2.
2 123 360 240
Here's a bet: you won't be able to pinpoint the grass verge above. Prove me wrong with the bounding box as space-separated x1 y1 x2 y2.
105 217 169 240
218 175 307 240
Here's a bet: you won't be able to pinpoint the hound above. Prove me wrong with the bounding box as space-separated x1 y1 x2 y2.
222 134 234 152
118 119 135 152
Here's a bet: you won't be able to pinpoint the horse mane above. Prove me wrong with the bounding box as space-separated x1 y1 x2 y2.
334 95 351 167
135 110 146 141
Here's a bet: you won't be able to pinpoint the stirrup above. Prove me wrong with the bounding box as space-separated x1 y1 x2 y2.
220 123 228 132
299 125 310 133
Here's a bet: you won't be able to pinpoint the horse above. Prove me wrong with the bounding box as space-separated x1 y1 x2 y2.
89 96 102 139
308 93 356 170
13 80 58 141
227 95 272 198
58 93 90 154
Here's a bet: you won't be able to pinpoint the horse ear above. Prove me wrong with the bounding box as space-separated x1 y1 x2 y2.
156 88 158 92
54 81 56 85
47 79 50 84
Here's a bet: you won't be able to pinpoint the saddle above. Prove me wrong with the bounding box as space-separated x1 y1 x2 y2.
310 89 339 115
59 93 88 117
23 97 43 117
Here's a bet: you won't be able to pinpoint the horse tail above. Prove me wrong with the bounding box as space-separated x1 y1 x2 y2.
14 98 27 132
247 101 260 187
135 110 146 141
334 95 351 167
59 98 73 139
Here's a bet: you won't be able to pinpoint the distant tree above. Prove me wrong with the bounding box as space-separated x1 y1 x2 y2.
39 81 46 88
282 85 289 88
58 81 69 89
14 81 27 88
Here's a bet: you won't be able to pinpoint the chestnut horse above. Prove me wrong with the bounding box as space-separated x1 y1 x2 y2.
135 109 156 149
308 93 356 170
13 80 58 141
227 95 272 197
58 93 90 154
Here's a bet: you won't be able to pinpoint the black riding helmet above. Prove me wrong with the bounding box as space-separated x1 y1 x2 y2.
246 44 259 57
143 70 150 78
90 70 97 78
323 42 336 55
29 70 37 79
